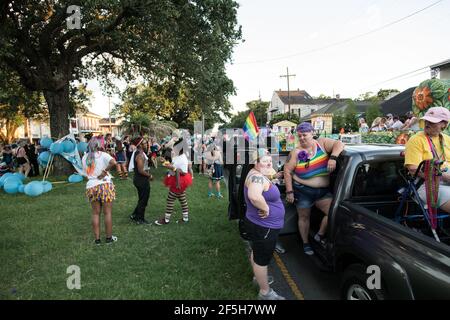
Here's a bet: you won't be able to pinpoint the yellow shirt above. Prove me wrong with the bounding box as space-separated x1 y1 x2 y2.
404 132 450 170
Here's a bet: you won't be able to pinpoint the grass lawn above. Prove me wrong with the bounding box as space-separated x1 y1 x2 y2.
0 168 255 300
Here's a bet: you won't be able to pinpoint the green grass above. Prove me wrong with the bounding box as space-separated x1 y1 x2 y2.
0 169 255 300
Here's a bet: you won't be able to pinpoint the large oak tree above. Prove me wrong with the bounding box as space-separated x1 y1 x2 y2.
1 0 241 171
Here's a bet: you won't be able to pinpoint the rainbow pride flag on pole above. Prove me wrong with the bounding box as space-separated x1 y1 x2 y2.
243 111 259 141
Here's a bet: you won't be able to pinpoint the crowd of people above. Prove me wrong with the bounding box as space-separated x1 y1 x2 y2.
358 111 420 133
0 140 40 178
76 133 225 243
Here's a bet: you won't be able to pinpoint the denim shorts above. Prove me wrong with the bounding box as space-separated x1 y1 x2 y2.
293 181 332 209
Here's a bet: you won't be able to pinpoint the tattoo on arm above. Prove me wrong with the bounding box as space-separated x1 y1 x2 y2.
251 176 264 184
286 153 292 163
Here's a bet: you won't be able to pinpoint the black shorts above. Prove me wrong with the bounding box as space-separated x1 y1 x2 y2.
244 218 280 266
17 157 28 165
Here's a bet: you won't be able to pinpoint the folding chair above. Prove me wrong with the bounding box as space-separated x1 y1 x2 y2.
396 161 449 242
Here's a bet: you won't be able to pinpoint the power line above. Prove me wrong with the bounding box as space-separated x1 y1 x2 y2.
361 66 430 90
236 0 445 65
356 68 430 96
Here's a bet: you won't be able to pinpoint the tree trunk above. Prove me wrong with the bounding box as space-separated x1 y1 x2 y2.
43 84 74 176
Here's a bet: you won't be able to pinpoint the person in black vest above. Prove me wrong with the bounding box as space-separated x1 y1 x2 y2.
129 136 153 224
27 142 39 176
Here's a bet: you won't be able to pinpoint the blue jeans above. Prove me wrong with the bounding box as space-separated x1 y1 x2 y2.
293 181 332 209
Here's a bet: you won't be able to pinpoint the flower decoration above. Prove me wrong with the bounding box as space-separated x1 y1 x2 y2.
413 86 433 111
298 150 309 162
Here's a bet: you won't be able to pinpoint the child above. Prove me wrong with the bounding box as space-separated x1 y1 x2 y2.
155 138 193 225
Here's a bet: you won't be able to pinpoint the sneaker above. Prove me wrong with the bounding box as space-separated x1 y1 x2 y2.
208 192 214 198
314 233 327 246
105 235 118 244
129 214 137 221
258 288 285 300
303 244 314 256
216 193 224 199
154 217 170 225
176 218 189 224
253 275 274 285
94 239 101 245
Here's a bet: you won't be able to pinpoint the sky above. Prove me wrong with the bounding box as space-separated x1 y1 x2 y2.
88 0 450 118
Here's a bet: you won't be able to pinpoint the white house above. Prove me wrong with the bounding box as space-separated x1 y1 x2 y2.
267 89 336 121
430 59 450 80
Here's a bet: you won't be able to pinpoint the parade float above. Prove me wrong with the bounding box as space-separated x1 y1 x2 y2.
349 78 450 145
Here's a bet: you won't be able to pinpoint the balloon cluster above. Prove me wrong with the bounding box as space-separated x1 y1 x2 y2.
0 172 52 197
0 136 87 197
38 137 88 167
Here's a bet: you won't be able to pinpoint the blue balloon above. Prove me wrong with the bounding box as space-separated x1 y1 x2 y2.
38 151 51 166
0 172 13 183
40 137 53 149
42 181 52 193
3 175 22 185
0 172 13 187
77 142 88 153
12 172 26 182
18 184 25 193
4 180 20 194
24 181 44 197
68 174 83 183
62 140 75 153
50 142 63 154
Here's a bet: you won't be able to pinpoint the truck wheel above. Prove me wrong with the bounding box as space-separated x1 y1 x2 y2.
341 264 386 300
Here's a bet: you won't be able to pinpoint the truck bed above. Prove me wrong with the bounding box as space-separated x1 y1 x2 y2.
348 200 450 246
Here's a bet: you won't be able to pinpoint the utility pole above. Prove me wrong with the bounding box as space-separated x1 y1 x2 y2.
280 67 296 119
108 95 112 134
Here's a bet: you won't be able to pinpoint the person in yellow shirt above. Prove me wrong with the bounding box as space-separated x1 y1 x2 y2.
404 107 450 213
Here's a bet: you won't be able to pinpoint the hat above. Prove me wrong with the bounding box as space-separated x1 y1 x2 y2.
387 113 393 117
421 107 450 123
296 122 314 133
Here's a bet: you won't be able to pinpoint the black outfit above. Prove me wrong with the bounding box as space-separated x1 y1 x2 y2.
163 147 172 163
131 150 150 223
27 145 39 176
124 142 133 163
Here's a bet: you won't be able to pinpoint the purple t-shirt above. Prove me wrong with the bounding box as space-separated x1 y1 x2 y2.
244 183 285 229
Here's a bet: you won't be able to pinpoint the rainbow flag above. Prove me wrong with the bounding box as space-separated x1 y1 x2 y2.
243 111 259 141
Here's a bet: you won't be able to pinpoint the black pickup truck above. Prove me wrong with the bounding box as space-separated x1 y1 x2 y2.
225 144 450 300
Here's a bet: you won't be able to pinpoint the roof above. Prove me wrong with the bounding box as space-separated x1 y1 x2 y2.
430 59 450 69
300 100 373 121
273 120 297 127
380 87 415 116
79 111 103 119
275 90 314 105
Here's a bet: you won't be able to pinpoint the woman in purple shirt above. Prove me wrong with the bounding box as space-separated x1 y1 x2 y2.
244 148 285 300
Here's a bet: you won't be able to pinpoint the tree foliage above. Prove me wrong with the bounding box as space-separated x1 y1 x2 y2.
114 81 221 131
344 101 358 132
0 66 46 143
365 101 382 129
0 0 242 137
220 100 269 129
268 113 299 126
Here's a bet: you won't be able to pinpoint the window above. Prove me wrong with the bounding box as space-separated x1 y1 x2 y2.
352 160 404 198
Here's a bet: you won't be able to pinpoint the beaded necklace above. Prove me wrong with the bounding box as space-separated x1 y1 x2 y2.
424 134 446 229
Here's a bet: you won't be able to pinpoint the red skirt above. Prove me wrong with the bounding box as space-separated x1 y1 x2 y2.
164 173 193 193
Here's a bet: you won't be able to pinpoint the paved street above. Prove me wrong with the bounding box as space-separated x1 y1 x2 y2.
257 234 341 300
